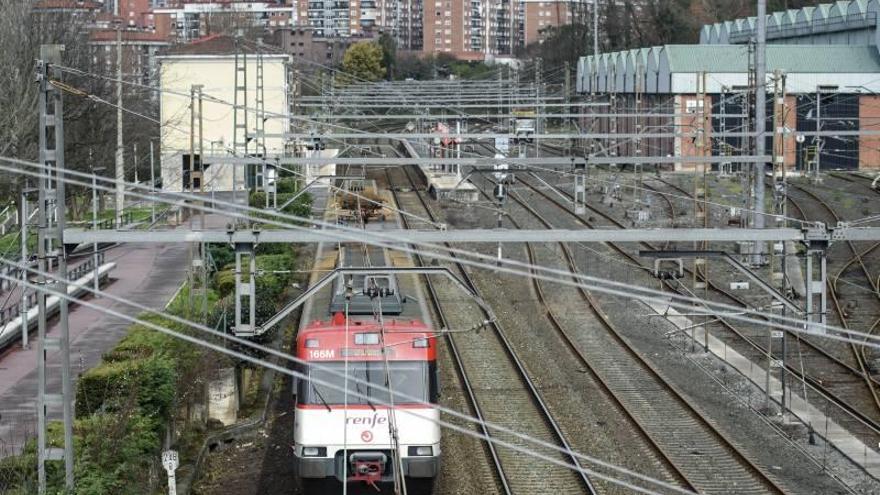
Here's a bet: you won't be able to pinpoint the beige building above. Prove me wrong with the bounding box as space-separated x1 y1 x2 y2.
423 0 581 60
521 0 575 46
158 40 291 192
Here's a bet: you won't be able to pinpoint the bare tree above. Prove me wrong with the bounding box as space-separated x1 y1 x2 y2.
0 0 115 219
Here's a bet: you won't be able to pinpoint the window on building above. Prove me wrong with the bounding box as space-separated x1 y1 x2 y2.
685 99 705 114
181 154 202 189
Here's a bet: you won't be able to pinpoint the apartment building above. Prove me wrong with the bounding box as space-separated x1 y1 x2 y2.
297 0 421 49
423 0 582 60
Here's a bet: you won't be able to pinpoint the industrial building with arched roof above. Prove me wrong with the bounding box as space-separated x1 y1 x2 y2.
577 0 880 172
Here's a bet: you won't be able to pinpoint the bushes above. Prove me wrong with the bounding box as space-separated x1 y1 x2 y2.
208 244 234 271
257 253 295 300
275 177 298 194
1 190 311 494
72 413 159 494
248 190 312 223
76 352 176 420
0 412 160 494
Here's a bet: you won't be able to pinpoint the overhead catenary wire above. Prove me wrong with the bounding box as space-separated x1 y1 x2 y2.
4 154 875 349
5 155 880 353
0 260 692 495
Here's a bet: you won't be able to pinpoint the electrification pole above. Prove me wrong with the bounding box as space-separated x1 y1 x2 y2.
20 187 29 350
36 44 75 494
593 0 599 56
115 18 124 227
150 140 155 224
753 0 767 264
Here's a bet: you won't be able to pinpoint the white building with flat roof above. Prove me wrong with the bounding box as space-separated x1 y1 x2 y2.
158 37 291 193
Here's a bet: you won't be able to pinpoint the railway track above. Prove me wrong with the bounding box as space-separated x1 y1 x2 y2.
524 149 880 438
488 178 789 492
465 173 789 494
506 172 880 486
382 165 596 495
635 176 880 437
827 172 880 196
785 182 880 414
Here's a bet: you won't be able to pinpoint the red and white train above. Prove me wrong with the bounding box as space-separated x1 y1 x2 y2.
293 313 441 494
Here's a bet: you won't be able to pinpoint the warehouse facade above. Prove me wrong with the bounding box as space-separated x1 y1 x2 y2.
576 1 880 171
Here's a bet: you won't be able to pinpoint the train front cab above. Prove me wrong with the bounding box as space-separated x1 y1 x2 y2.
293 317 440 494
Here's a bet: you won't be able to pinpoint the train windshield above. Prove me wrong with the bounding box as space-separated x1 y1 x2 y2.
300 361 436 406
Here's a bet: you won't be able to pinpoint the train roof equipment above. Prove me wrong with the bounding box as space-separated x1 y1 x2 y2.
329 244 405 315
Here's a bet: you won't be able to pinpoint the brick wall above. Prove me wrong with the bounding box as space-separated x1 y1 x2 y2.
674 94 712 172
859 95 880 169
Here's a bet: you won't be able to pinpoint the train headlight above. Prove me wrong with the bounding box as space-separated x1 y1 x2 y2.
302 446 327 457
407 446 433 456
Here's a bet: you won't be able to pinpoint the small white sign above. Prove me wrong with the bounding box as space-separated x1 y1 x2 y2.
162 450 179 473
162 450 179 495
771 331 784 339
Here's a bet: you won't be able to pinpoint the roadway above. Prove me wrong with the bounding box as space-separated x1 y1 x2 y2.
0 238 188 457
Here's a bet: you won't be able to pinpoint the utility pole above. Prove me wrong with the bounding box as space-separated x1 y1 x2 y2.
92 168 103 297
232 32 248 210
693 71 709 352
115 18 125 227
36 44 74 494
633 62 644 208
535 58 542 158
20 187 29 350
188 84 206 318
753 0 767 264
593 0 599 56
771 70 788 412
150 140 155 224
814 85 822 182
133 142 138 186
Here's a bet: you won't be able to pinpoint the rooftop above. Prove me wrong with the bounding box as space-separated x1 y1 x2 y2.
582 44 880 74
665 44 880 73
161 34 278 56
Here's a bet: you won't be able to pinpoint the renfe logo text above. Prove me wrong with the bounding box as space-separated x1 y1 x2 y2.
346 413 387 429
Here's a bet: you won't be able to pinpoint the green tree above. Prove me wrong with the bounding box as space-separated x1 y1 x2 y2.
378 33 397 79
341 41 386 83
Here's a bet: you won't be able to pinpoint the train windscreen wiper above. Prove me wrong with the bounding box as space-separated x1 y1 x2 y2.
357 381 377 412
311 382 332 412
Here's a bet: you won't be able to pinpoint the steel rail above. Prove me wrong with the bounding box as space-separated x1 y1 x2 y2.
391 162 598 495
492 177 788 494
467 176 697 492
519 171 880 448
633 176 880 436
383 167 515 495
787 183 880 419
